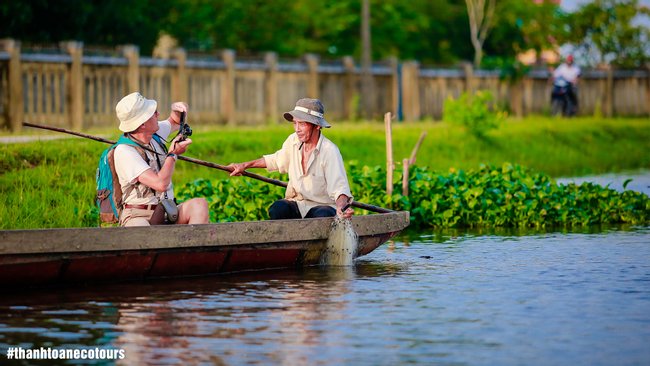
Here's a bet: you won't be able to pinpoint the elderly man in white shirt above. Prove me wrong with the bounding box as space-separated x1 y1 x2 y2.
228 98 354 220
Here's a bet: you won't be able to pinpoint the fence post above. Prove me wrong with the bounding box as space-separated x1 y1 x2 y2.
171 47 188 103
265 52 278 123
388 56 399 121
436 75 448 120
523 75 533 116
604 65 614 117
122 45 140 93
64 41 84 131
463 62 474 95
647 65 650 118
221 49 236 125
305 54 319 98
510 80 523 118
342 56 356 120
401 61 420 121
2 39 23 132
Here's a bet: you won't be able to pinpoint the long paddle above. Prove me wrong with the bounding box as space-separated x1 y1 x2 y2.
22 122 393 214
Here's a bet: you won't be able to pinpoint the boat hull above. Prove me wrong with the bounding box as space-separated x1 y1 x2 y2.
0 211 409 287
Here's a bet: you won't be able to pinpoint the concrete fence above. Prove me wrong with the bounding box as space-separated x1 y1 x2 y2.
1 39 649 133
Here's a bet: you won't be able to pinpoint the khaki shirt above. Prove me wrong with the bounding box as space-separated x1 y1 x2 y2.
264 133 352 217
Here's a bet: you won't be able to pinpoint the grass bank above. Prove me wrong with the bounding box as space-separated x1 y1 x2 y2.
1 117 648 229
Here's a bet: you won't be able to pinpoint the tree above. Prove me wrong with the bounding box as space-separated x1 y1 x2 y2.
465 0 496 67
560 0 650 68
486 0 561 64
0 0 167 54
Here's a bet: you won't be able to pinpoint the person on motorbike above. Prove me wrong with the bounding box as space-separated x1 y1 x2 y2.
551 55 581 116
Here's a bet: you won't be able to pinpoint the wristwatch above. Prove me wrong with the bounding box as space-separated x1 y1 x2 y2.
166 153 177 161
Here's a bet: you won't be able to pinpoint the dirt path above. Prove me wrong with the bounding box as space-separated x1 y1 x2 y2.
0 135 69 144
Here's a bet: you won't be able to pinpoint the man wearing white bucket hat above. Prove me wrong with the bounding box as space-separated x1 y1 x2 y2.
113 92 209 226
228 98 353 220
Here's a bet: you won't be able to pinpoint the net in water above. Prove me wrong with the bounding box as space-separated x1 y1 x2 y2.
321 216 358 266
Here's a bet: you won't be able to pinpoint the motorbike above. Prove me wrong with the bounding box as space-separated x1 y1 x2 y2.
551 76 576 117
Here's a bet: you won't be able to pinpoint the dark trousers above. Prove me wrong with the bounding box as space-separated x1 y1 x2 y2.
268 199 336 220
569 84 579 108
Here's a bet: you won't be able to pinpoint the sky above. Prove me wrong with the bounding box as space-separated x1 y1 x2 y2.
561 0 650 11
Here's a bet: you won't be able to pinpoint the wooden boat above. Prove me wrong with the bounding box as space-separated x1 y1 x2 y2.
0 211 409 288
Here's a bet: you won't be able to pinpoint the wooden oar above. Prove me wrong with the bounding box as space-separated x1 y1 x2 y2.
22 122 393 214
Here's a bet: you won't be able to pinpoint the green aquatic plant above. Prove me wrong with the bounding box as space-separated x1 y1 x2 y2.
391 163 650 228
176 174 285 223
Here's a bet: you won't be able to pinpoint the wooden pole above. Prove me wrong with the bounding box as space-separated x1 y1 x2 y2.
385 112 393 197
22 122 393 214
408 131 427 165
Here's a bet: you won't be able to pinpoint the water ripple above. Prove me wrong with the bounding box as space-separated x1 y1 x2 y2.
0 226 648 365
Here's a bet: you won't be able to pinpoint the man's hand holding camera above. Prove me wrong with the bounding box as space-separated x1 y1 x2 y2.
167 102 193 156
169 134 192 156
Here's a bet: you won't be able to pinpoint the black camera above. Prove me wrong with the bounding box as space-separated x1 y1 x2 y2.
179 111 193 140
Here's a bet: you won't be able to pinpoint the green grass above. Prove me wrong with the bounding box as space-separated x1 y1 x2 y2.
184 116 650 178
1 116 649 229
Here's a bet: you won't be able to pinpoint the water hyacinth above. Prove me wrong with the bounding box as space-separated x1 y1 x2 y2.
176 163 649 228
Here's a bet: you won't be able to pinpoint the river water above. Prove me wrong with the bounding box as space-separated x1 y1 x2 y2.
1 173 649 365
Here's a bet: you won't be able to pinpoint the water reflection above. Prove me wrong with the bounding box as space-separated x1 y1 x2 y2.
401 223 649 244
0 263 404 365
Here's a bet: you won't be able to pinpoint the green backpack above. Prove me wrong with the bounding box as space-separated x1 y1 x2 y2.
95 134 165 225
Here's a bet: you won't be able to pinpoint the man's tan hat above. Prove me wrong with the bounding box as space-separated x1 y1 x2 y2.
116 92 157 132
283 98 331 128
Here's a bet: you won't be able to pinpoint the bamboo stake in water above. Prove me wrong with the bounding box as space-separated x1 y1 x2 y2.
402 158 409 197
409 131 427 165
385 112 393 197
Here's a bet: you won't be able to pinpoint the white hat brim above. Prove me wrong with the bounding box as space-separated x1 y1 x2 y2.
283 110 331 128
118 99 157 132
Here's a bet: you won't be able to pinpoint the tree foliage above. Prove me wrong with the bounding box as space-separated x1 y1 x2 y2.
164 0 470 62
0 0 647 68
559 0 650 68
486 0 560 60
0 0 169 54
